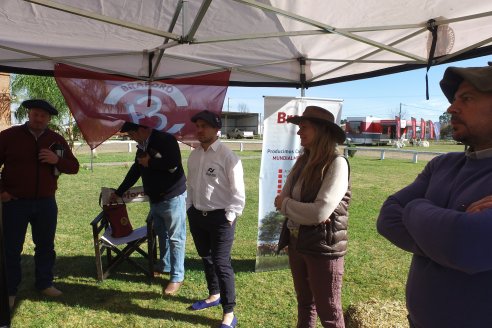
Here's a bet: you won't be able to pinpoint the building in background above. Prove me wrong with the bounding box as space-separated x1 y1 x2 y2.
345 115 440 145
345 116 407 145
221 111 260 137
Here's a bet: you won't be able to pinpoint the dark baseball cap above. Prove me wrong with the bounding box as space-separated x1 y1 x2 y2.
120 122 142 133
190 110 222 128
21 99 58 115
440 64 492 103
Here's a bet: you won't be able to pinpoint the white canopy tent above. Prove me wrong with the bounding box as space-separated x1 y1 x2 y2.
1 0 492 89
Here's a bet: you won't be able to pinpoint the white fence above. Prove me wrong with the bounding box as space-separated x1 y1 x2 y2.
73 139 263 154
343 146 445 163
74 141 447 163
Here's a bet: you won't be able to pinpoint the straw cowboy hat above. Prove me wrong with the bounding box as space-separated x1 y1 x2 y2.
287 106 346 144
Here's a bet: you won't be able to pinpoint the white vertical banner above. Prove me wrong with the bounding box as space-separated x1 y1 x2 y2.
255 97 343 272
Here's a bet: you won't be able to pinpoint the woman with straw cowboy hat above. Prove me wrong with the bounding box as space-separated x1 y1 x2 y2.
275 105 351 328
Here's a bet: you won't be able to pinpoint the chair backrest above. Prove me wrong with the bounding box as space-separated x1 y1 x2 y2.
90 187 155 281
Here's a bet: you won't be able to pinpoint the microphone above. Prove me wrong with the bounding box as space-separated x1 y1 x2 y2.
51 143 64 176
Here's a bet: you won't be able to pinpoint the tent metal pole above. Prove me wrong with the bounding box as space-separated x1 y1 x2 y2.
184 0 212 42
0 202 11 327
182 1 188 38
299 57 306 97
149 1 183 79
25 0 179 39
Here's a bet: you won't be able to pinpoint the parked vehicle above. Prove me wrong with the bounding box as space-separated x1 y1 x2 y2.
226 128 254 139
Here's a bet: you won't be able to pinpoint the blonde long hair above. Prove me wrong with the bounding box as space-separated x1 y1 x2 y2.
289 120 338 202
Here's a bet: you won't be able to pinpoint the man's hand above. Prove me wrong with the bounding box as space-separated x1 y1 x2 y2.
108 192 120 204
0 191 17 202
39 148 59 164
466 195 492 213
137 152 150 167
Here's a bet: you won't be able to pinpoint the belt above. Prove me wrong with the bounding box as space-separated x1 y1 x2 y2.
192 206 225 217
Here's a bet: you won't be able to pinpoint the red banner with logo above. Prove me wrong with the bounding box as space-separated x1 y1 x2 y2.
428 120 435 139
420 118 426 139
395 116 401 139
54 63 230 149
411 117 417 139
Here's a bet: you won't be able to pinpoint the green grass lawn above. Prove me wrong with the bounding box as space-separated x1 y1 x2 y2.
8 149 432 327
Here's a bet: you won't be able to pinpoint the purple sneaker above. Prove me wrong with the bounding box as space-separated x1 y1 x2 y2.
189 298 221 311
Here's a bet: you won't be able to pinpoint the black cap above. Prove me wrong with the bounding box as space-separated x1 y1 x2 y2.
190 110 222 128
21 99 58 116
120 122 143 133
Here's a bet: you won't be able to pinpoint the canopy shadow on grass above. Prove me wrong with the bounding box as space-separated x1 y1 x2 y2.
12 281 218 326
14 255 248 326
18 254 257 284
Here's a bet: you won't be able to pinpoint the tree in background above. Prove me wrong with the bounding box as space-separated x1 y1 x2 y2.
238 102 249 113
11 75 80 149
439 111 453 140
258 211 285 244
439 111 451 124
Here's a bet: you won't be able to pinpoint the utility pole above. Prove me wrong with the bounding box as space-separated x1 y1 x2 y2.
399 103 402 118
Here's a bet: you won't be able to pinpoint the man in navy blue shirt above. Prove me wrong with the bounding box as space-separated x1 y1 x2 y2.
112 122 186 295
378 64 492 328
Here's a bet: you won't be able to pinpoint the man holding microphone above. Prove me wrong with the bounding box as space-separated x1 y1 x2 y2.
0 99 79 309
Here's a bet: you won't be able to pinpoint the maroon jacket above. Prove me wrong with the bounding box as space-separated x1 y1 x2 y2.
0 123 79 199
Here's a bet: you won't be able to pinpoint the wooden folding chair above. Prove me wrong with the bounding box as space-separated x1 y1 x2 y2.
90 211 157 281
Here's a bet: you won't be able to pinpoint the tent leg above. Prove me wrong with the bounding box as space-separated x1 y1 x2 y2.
0 202 12 327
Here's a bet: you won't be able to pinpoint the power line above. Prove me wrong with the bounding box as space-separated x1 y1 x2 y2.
400 103 445 112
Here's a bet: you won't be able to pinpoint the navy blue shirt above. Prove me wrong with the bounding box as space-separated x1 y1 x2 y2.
116 130 186 203
378 151 492 327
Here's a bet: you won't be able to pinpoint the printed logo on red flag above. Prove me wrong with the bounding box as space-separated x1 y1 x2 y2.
54 64 230 149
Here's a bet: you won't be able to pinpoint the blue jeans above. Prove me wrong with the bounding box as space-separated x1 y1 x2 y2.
2 198 58 295
149 193 186 282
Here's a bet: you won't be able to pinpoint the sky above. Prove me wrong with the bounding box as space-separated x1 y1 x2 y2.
223 55 492 123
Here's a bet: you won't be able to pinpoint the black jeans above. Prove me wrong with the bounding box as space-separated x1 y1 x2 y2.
188 206 236 313
2 197 58 295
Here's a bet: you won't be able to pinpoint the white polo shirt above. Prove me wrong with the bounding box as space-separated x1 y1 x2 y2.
186 139 246 221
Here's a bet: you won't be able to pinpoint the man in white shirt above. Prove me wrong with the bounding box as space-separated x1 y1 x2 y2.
186 110 245 328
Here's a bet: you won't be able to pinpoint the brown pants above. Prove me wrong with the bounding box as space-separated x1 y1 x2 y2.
288 236 345 328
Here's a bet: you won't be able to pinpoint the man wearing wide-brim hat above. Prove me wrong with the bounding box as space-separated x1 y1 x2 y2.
0 99 79 310
377 63 492 327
